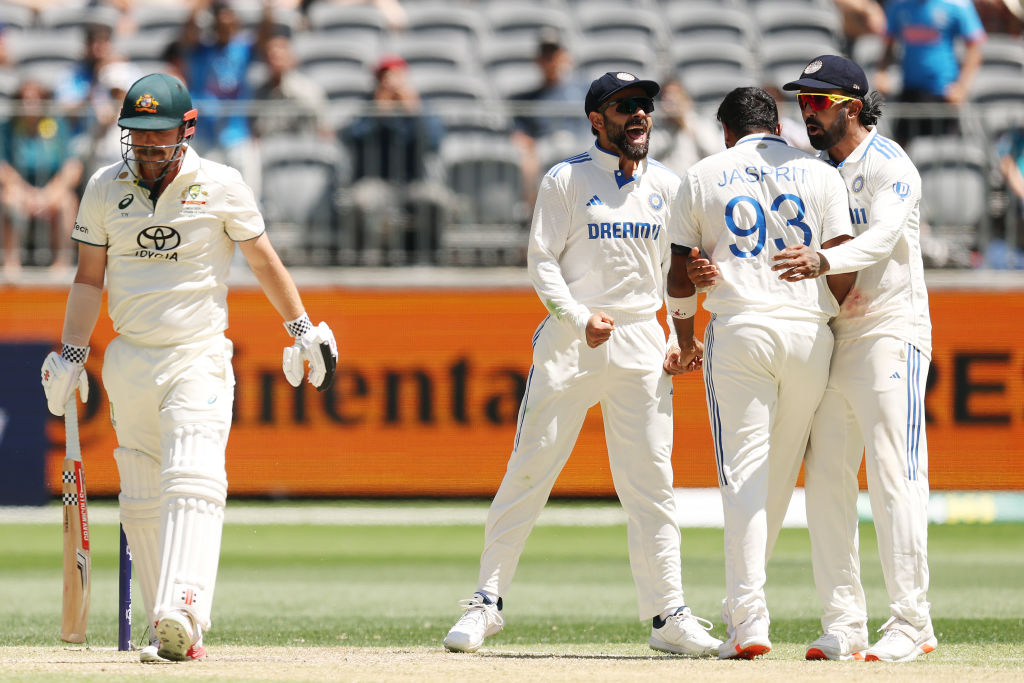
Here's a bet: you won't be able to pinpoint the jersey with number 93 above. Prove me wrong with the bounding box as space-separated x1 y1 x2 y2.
672 134 851 322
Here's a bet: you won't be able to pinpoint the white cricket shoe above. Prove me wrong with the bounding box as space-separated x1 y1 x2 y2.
141 634 207 663
719 614 772 660
155 612 206 662
805 630 868 661
443 592 504 653
862 616 936 662
648 606 722 657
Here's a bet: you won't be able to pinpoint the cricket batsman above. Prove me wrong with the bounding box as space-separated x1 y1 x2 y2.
40 73 338 662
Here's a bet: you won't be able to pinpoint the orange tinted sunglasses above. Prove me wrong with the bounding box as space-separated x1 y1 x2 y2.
797 92 858 112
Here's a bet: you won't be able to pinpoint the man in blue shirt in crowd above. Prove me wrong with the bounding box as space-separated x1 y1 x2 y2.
876 0 986 141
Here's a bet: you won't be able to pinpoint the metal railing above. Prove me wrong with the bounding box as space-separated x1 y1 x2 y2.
0 99 1020 271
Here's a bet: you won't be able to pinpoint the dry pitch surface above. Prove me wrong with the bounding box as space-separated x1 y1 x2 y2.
2 645 1020 682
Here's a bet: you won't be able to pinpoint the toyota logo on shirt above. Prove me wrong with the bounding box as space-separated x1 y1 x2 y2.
137 226 181 251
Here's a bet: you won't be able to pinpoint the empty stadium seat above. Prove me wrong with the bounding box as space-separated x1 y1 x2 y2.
759 40 844 90
573 5 668 49
292 32 371 73
440 136 527 264
306 3 389 44
680 69 760 106
382 34 480 78
485 4 576 44
574 42 660 82
0 4 36 31
259 133 346 265
908 135 989 240
666 5 757 50
754 2 842 47
670 40 759 83
404 4 489 51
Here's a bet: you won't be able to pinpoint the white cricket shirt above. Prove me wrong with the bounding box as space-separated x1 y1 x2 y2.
528 143 679 337
73 145 265 346
672 134 850 322
817 128 933 358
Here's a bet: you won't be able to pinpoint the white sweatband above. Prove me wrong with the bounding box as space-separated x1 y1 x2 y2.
61 282 103 347
667 295 697 320
284 312 312 337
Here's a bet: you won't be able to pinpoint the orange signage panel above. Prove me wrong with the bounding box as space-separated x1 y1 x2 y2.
0 286 1021 498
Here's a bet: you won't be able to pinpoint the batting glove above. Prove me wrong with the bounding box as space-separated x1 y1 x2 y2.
41 345 90 416
282 313 338 392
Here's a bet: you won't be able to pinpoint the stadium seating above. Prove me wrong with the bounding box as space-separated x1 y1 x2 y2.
404 4 489 52
259 133 346 265
573 5 668 49
484 3 577 44
665 5 758 50
908 135 990 244
306 3 389 44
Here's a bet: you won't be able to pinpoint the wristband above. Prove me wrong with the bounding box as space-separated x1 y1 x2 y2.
284 312 313 338
61 343 90 364
667 295 697 320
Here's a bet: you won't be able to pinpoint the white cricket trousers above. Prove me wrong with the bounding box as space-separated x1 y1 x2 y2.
478 314 683 621
703 315 833 631
804 336 931 638
103 334 234 630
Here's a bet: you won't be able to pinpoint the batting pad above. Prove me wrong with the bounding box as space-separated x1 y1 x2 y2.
114 447 162 631
153 424 228 632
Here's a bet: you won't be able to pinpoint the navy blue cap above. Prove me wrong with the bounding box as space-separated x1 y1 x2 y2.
782 55 868 96
585 71 660 114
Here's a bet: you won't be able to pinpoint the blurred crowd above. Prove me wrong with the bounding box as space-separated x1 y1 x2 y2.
0 0 1023 273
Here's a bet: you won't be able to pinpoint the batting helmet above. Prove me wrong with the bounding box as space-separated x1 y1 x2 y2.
118 73 197 134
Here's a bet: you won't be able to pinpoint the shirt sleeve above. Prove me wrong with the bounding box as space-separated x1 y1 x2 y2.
956 0 987 43
72 172 108 246
823 162 921 274
819 166 854 244
527 171 591 340
220 172 266 242
670 170 702 251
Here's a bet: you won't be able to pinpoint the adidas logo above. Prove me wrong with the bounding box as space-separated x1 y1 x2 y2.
890 372 901 379
586 195 603 207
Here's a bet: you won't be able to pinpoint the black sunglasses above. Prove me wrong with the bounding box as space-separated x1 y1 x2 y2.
599 96 655 115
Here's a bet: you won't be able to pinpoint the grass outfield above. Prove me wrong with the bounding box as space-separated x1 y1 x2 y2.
0 504 1022 679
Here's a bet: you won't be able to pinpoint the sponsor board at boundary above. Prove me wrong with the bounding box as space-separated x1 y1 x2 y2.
1 288 1021 497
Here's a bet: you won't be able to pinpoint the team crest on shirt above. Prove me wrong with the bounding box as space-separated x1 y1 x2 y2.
648 192 664 211
852 175 864 192
179 183 209 215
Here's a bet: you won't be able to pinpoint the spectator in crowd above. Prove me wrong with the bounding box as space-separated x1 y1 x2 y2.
0 77 83 277
832 0 887 52
251 26 330 139
341 55 450 264
56 21 122 136
180 0 271 195
75 60 141 183
990 125 1024 267
649 77 723 174
875 0 987 142
509 28 588 210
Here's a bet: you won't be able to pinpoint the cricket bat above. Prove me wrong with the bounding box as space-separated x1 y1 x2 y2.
61 396 90 643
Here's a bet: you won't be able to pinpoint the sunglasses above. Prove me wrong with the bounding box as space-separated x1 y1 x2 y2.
599 96 655 115
797 92 859 112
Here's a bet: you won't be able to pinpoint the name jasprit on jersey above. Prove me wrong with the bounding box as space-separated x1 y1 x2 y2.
587 222 662 240
717 165 810 187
